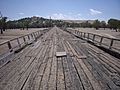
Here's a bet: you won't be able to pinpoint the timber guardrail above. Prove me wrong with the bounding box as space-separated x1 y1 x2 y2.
67 29 120 54
0 29 49 65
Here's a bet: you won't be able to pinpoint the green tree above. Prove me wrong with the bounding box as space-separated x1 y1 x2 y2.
81 21 92 28
0 17 7 34
108 19 120 32
93 19 100 30
24 19 30 30
100 21 106 30
0 18 2 34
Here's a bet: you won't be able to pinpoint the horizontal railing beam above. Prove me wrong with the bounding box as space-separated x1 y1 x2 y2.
66 29 120 53
0 29 49 57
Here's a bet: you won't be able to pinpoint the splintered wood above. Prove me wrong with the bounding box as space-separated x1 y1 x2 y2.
0 27 120 90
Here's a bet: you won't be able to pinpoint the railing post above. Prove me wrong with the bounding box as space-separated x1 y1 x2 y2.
76 31 78 35
75 30 77 34
35 32 37 38
77 31 79 35
99 37 103 46
23 36 27 44
81 32 82 37
84 32 86 38
78 31 80 36
36 32 38 38
38 31 40 36
36 32 38 37
109 39 113 49
84 33 86 38
17 38 21 48
33 33 37 41
28 35 30 40
7 41 13 52
31 34 34 39
87 33 89 40
93 34 95 42
37 31 39 38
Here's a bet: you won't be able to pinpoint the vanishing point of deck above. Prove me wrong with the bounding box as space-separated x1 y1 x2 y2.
0 27 120 90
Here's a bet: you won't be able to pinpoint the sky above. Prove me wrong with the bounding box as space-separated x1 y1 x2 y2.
0 0 120 21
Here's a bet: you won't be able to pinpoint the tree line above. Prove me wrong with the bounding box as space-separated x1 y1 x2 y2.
0 16 120 34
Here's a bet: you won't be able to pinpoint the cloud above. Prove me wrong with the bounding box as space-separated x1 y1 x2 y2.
77 14 81 16
19 13 24 15
90 9 102 15
34 15 42 17
52 13 65 19
45 13 82 20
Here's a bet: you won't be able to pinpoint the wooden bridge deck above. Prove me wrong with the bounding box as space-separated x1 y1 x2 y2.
0 27 120 90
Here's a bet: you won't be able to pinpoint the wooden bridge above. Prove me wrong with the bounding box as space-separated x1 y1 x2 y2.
0 27 120 90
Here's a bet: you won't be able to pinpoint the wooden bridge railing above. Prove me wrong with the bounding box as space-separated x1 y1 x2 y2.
67 29 120 54
0 29 49 64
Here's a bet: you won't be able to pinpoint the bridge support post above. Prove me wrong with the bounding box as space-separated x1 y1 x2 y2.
28 35 30 40
99 37 103 46
109 39 113 49
93 34 95 43
7 41 13 52
87 33 90 40
17 38 21 48
23 36 27 45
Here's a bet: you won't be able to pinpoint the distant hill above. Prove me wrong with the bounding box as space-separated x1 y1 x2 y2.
6 16 97 29
63 20 95 24
7 16 65 29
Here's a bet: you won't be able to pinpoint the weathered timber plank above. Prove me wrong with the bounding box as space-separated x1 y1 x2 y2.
28 44 50 90
33 39 52 90
1 40 43 90
39 40 53 90
62 38 82 90
64 38 102 90
0 46 32 79
21 41 50 90
47 31 57 90
56 57 66 90
1 29 51 90
65 40 93 90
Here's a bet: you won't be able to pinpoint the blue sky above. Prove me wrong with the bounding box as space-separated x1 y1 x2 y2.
0 0 120 21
